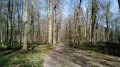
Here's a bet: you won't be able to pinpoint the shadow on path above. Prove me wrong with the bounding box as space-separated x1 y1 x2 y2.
43 43 120 67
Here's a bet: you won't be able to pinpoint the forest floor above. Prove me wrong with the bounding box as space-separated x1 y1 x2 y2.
43 43 120 67
0 43 120 67
0 44 56 67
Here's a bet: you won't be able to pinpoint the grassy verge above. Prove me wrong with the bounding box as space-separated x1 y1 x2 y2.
68 42 120 57
0 44 55 67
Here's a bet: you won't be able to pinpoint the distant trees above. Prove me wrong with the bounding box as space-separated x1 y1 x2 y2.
48 0 61 45
63 0 120 46
0 0 5 47
74 0 82 44
0 0 120 50
0 0 52 50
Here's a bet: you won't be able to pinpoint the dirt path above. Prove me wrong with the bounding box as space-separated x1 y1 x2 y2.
43 43 120 67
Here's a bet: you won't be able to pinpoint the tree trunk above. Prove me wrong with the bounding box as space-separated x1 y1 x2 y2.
53 0 57 45
0 31 3 46
22 0 29 50
48 0 53 44
91 0 98 45
7 0 12 48
30 0 35 43
37 10 41 42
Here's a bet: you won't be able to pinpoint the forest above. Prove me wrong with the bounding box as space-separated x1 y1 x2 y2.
0 0 120 67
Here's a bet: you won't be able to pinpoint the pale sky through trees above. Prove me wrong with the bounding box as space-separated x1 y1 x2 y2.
28 0 120 21
62 0 119 17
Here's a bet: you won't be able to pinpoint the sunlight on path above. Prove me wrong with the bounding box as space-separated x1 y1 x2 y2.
43 43 120 67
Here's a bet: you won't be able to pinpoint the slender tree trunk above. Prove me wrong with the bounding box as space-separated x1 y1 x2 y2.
0 31 3 46
10 1 13 47
89 19 92 42
115 23 118 42
85 8 88 43
30 0 35 43
22 0 29 50
18 10 21 44
48 0 53 44
7 0 12 48
105 3 110 42
37 11 41 42
91 0 98 44
106 20 110 42
53 0 57 45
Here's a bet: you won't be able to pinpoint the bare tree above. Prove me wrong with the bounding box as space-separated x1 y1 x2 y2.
22 0 30 50
53 0 57 45
48 0 53 44
91 0 98 44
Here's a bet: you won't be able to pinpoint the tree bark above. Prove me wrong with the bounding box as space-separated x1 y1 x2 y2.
91 0 98 44
48 0 53 44
22 0 29 50
7 0 13 48
53 0 57 45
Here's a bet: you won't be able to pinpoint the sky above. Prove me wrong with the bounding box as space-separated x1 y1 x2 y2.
110 0 119 13
20 0 119 22
62 0 119 18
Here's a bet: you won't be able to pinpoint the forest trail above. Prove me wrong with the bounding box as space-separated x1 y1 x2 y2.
43 43 120 67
